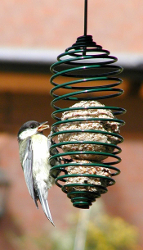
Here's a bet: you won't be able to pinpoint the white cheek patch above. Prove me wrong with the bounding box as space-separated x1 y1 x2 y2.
19 128 37 140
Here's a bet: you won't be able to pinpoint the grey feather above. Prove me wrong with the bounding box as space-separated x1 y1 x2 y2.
22 138 38 208
37 187 55 226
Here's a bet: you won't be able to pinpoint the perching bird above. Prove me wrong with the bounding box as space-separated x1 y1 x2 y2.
17 120 55 226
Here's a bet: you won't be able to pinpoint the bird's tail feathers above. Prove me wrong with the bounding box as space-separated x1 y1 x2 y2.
37 188 55 226
33 197 39 208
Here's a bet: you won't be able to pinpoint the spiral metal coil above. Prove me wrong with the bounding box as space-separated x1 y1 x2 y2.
50 35 125 209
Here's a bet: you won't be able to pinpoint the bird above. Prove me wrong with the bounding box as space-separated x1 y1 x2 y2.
17 120 55 226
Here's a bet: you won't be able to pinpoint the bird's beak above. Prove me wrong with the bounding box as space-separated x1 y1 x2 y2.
37 121 49 132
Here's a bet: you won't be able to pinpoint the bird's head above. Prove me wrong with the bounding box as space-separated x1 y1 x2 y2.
17 120 49 141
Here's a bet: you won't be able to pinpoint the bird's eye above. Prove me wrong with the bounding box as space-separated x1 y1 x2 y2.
30 124 35 129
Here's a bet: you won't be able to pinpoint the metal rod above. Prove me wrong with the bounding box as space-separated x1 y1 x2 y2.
84 0 88 36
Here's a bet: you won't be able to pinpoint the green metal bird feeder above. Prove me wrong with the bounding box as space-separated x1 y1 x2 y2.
50 0 125 209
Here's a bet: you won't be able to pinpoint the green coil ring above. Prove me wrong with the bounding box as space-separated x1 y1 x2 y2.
50 35 125 209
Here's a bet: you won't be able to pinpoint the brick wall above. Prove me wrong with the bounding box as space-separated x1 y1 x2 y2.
0 88 142 248
0 0 142 53
0 132 143 248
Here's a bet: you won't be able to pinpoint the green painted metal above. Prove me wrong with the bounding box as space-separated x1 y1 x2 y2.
50 0 125 209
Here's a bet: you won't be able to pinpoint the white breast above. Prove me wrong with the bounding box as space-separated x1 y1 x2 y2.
31 134 51 185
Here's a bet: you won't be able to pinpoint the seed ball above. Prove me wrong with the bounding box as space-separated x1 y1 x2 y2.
65 160 112 192
57 101 120 161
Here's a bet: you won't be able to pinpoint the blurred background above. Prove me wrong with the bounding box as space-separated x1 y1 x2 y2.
0 0 143 249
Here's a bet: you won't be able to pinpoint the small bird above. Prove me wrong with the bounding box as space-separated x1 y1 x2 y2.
17 120 55 226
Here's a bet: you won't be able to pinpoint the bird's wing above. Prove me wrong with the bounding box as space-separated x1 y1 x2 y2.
37 187 55 226
22 138 38 208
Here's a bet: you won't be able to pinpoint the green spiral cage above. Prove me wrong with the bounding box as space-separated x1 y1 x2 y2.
49 0 125 209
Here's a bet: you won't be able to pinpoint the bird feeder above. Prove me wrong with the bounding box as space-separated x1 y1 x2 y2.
50 0 125 209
